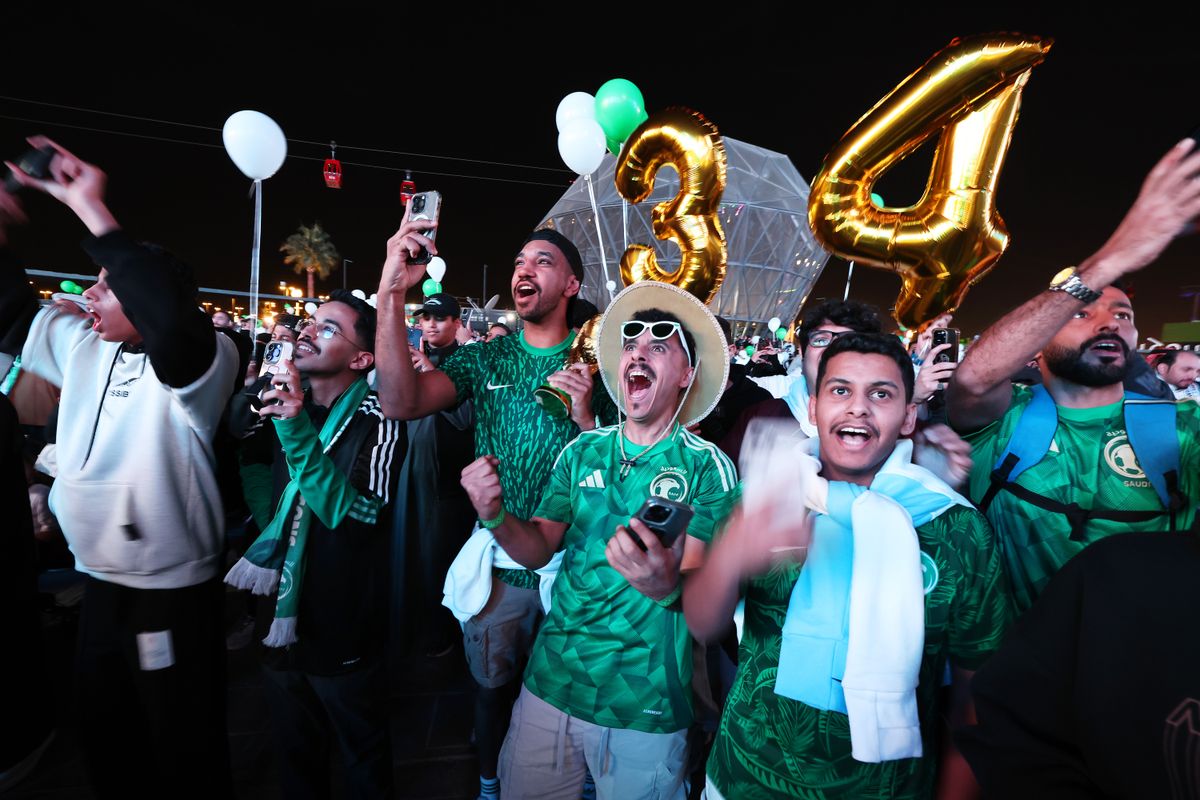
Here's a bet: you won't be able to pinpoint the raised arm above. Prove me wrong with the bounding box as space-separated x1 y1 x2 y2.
374 216 459 419
7 136 218 388
948 137 1200 431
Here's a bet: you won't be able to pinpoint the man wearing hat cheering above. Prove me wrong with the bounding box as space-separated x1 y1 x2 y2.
458 281 738 799
376 219 616 800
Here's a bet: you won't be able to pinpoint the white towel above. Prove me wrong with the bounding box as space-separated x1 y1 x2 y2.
442 523 561 624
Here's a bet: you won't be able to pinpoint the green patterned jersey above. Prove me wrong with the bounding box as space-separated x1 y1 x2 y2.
964 385 1200 612
707 505 1013 799
524 424 738 733
440 332 616 587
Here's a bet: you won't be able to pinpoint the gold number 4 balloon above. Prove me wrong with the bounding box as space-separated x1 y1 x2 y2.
615 107 727 304
809 34 1052 329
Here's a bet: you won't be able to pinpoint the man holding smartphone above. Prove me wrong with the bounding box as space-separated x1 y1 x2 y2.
457 281 738 800
376 218 616 800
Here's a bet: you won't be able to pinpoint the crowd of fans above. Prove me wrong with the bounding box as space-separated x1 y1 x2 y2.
2 133 1199 800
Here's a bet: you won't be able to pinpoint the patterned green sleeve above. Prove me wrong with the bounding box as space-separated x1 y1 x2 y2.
684 443 739 544
533 437 577 524
1178 402 1200 509
438 341 482 405
591 381 619 427
942 506 1016 670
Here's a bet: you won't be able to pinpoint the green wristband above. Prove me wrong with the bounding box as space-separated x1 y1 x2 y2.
480 508 507 530
654 583 683 609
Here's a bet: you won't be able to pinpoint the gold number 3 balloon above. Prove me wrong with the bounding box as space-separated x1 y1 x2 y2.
615 107 727 304
809 34 1052 329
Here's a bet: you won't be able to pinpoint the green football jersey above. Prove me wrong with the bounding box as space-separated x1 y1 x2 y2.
524 424 738 734
965 385 1200 612
707 505 1013 799
440 332 617 586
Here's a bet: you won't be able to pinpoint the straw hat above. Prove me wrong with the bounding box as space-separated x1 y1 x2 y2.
596 281 729 428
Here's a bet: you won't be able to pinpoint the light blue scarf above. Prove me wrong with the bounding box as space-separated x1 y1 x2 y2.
774 438 970 761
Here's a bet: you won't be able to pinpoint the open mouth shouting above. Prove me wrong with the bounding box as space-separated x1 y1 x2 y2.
513 281 539 305
831 422 876 451
294 339 319 359
625 364 656 407
1084 334 1128 362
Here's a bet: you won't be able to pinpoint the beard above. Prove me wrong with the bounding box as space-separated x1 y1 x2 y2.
1042 334 1131 387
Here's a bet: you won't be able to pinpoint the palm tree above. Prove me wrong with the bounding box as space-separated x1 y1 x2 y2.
281 222 340 299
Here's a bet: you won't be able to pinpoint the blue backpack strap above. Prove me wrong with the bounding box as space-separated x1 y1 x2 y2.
994 385 1059 483
1124 391 1182 511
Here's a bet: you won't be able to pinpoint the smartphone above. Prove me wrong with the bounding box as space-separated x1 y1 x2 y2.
406 326 423 351
931 328 960 364
406 190 441 265
259 340 294 378
631 497 694 551
4 145 55 193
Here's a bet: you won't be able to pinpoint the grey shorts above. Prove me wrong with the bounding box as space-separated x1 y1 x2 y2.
499 686 688 800
462 577 543 688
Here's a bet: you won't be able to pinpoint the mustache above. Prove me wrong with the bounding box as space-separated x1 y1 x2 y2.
1080 333 1129 356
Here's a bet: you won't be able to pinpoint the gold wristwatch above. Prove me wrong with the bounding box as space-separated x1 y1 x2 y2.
1048 267 1101 304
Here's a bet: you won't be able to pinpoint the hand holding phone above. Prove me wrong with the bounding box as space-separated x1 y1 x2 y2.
930 328 960 364
630 497 694 551
406 190 441 265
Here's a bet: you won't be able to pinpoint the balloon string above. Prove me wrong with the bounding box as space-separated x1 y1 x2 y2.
584 174 613 303
622 197 628 252
250 180 262 324
843 260 854 301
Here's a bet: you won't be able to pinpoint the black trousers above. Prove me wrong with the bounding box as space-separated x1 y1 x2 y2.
76 575 232 799
261 659 394 800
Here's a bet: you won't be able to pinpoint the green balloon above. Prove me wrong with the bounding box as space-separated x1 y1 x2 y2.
60 280 80 294
744 345 755 356
422 279 442 297
594 79 647 146
606 136 624 156
870 192 885 208
775 327 787 340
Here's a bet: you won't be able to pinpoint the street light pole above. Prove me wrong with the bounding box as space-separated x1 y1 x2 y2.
482 263 488 311
343 259 353 291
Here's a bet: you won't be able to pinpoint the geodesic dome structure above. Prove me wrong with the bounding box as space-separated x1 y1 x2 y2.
538 136 830 336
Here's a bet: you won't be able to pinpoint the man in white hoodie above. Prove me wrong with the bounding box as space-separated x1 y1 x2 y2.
1 137 238 797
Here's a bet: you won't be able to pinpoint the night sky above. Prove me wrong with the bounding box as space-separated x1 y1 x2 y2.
4 3 1199 340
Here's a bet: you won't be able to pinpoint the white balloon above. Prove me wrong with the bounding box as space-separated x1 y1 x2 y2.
555 92 596 132
304 302 318 314
367 294 378 308
605 280 617 292
751 335 761 344
767 317 781 332
222 110 287 180
426 256 447 283
557 118 606 176
351 289 367 300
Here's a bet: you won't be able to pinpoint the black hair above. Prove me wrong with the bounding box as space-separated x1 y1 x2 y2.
816 332 914 402
714 316 732 347
569 297 600 329
630 308 696 366
1156 349 1198 369
489 321 512 335
327 289 376 355
797 299 882 353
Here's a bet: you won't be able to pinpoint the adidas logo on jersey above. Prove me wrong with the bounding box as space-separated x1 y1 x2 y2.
579 470 606 489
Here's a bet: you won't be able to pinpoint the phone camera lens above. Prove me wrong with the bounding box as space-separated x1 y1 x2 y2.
646 506 671 524
412 196 425 213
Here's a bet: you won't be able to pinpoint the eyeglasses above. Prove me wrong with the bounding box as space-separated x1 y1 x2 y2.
621 320 692 365
806 329 852 348
298 319 364 350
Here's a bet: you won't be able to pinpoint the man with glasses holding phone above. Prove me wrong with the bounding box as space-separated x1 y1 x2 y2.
225 290 404 799
456 281 737 799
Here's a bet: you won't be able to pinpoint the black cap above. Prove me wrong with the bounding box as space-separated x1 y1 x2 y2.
420 293 461 318
521 228 584 282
